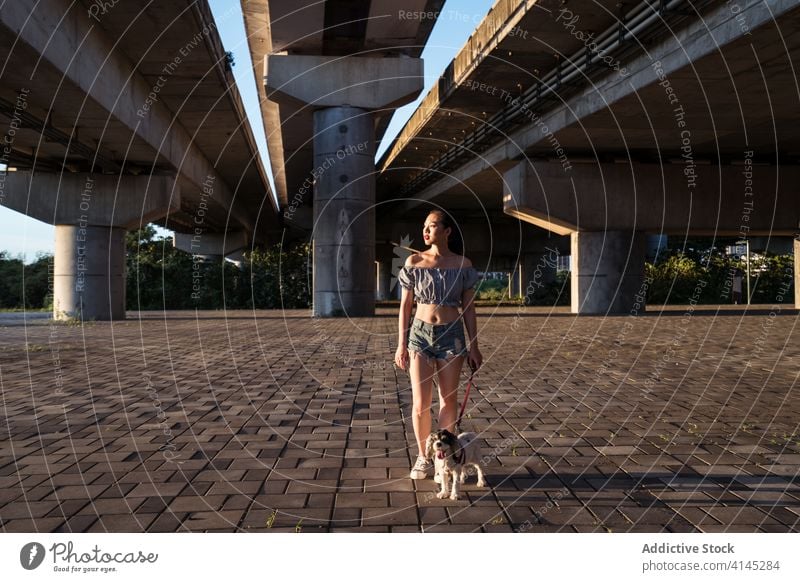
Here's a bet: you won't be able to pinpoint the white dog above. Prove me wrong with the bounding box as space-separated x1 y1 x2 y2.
425 429 488 500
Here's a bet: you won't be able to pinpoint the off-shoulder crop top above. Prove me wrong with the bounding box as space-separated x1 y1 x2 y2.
397 265 481 307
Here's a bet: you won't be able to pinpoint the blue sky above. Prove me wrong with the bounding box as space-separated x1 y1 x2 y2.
0 0 494 261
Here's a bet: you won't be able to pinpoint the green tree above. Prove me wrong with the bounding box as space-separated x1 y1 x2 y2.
0 251 24 308
125 227 312 310
245 242 311 309
126 226 194 309
645 243 794 305
749 252 794 304
0 251 52 309
646 252 704 304
23 254 52 309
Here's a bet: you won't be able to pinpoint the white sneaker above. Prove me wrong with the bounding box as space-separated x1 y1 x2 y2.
410 455 433 479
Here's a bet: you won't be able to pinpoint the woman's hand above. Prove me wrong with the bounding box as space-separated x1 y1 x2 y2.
467 345 483 372
394 345 410 371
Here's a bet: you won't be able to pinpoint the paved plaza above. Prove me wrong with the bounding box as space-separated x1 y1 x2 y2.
1 306 799 532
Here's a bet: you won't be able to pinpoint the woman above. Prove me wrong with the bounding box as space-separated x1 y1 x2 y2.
394 209 483 480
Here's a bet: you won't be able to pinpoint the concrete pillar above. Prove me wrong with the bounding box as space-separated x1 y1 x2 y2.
571 231 647 314
510 267 521 298
376 261 391 301
2 172 177 321
312 106 375 317
795 238 800 309
517 260 527 299
54 225 126 320
266 55 423 317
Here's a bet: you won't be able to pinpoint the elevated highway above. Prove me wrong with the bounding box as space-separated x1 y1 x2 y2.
379 0 800 313
1 0 280 319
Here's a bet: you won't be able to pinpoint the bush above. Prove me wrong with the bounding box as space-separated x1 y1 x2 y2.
2 232 792 311
0 251 52 309
474 277 507 302
749 253 795 304
0 251 24 308
127 226 194 309
125 227 311 310
645 246 794 305
23 254 52 309
244 242 311 309
524 270 570 306
645 252 705 304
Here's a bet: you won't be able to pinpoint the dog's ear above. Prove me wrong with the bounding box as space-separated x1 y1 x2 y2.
424 433 435 460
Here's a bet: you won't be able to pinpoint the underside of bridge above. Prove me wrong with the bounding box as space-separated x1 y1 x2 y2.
378 0 800 314
1 0 280 320
5 1 797 320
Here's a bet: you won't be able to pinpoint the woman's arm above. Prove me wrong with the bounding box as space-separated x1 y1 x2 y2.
395 283 414 370
461 287 483 370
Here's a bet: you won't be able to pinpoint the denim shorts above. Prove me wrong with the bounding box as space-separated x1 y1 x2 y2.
407 317 468 363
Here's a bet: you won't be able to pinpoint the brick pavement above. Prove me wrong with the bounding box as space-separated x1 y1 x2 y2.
1 305 799 532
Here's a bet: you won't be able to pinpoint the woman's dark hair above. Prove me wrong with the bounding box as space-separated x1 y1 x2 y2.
427 209 463 255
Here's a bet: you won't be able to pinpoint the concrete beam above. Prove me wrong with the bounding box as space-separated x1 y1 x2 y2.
244 4 289 208
266 55 424 110
504 161 800 236
2 172 178 229
378 214 561 256
2 172 178 322
0 0 255 233
408 0 799 210
173 230 248 257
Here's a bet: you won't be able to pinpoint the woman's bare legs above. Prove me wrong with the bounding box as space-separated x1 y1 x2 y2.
436 354 465 432
409 350 436 456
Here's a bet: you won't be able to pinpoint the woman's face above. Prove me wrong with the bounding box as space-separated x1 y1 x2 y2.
423 214 451 247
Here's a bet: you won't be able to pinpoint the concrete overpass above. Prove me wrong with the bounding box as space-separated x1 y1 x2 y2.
379 0 800 313
0 0 281 319
243 0 446 316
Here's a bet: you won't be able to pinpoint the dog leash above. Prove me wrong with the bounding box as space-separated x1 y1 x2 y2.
455 363 477 433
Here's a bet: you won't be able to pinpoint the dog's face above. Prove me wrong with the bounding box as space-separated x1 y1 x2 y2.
425 429 458 461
